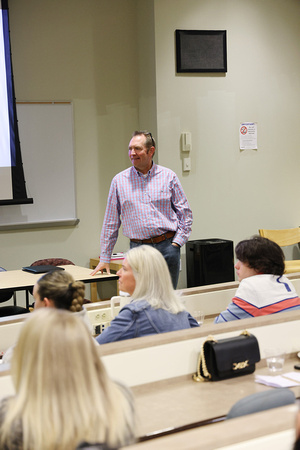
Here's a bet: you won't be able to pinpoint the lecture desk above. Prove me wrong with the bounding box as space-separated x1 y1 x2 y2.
0 265 118 308
131 356 300 441
90 257 124 301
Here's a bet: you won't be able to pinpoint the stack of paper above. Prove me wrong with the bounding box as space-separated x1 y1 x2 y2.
255 371 300 388
111 253 124 260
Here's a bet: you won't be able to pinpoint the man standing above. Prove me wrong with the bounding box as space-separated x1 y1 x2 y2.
91 131 193 288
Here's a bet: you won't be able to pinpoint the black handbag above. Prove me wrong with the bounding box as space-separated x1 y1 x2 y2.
193 330 261 382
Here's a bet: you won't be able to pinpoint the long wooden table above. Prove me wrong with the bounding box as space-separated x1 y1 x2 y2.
1 310 300 444
131 356 300 440
97 310 300 441
0 265 118 308
124 404 297 449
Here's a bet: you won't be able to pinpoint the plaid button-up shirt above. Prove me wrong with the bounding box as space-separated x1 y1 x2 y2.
100 163 193 263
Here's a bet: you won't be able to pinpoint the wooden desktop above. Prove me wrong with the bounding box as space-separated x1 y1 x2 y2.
0 265 119 307
90 257 123 301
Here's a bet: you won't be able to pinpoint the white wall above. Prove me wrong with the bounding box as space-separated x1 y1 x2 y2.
1 0 140 301
154 0 300 285
1 0 300 295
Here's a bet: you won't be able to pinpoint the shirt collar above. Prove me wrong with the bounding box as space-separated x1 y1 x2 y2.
132 161 156 177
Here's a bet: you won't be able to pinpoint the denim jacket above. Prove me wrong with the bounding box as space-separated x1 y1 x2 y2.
96 300 199 344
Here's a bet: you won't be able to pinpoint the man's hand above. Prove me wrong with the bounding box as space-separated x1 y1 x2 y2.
172 242 180 248
90 262 111 275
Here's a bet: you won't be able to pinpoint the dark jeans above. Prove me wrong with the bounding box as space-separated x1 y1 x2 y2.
130 237 180 289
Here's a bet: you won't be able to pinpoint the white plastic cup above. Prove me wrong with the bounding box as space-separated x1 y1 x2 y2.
265 348 285 373
193 310 205 326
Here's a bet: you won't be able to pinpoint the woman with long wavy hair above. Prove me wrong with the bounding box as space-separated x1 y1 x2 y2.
0 308 135 449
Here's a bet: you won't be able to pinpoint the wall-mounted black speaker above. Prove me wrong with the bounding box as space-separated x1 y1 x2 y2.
186 239 234 287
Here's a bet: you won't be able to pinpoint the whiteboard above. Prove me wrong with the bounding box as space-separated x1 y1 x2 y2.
0 102 79 230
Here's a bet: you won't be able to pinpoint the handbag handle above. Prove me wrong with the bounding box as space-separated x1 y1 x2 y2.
192 335 216 382
192 330 250 382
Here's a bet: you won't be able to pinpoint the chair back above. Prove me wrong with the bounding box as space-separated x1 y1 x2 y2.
227 388 296 419
27 258 75 296
0 267 14 304
0 306 30 317
30 258 75 267
111 296 131 319
0 267 29 316
259 228 300 274
259 228 300 247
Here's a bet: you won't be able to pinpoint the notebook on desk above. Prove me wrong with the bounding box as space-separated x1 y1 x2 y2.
22 265 65 274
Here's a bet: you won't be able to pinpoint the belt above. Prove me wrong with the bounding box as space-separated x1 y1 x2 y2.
130 231 175 245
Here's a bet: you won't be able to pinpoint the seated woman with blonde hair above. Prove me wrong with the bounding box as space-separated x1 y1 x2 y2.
96 245 199 344
0 308 135 449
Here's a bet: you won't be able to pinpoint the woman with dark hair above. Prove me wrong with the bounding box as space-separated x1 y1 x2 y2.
214 236 300 323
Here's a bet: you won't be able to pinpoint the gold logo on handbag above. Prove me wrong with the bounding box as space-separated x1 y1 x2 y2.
192 330 260 382
233 360 249 370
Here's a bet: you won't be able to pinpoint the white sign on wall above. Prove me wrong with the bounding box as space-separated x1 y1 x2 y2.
239 122 257 150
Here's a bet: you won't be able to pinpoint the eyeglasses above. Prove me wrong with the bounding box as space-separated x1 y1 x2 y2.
144 132 155 148
129 132 155 151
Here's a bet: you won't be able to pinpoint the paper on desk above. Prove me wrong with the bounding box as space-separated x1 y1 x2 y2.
255 372 300 388
111 253 124 260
